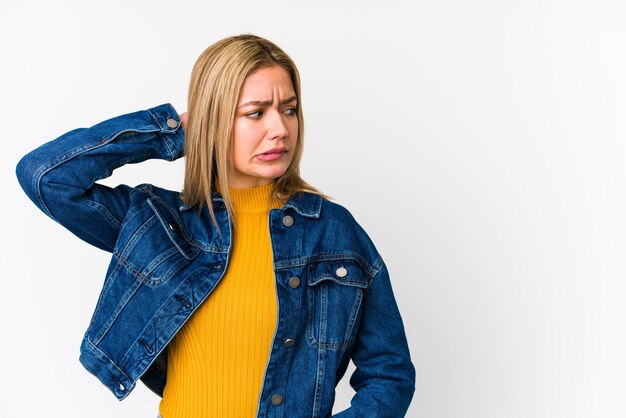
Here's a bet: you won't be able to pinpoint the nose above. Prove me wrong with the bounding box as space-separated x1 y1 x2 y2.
266 109 289 140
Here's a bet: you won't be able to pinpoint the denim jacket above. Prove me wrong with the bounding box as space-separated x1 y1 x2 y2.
16 104 415 418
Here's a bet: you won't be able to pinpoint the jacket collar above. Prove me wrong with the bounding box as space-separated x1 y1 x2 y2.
282 192 322 218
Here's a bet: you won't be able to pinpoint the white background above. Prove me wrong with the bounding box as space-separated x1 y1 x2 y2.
1 1 625 417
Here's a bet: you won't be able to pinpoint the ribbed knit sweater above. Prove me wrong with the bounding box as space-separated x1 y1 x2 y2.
159 182 282 418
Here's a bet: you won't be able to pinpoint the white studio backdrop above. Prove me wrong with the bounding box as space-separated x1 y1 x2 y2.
1 1 625 417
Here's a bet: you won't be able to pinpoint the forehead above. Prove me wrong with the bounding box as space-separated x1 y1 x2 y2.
238 65 295 100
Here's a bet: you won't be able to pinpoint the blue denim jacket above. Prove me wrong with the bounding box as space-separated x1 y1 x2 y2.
16 104 415 417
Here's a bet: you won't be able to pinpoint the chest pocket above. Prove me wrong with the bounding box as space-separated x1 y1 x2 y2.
306 257 371 350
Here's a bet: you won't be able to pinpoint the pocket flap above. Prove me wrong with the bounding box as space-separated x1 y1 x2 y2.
147 198 199 260
307 257 371 288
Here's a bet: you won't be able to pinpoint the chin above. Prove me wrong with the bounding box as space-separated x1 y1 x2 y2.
261 167 290 181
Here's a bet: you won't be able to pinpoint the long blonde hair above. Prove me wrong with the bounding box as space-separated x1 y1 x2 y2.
181 34 325 227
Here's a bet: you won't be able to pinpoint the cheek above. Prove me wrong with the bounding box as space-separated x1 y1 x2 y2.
232 128 261 167
289 119 299 140
231 140 248 168
234 122 261 145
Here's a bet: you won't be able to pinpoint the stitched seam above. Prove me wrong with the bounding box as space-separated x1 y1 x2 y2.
32 137 105 219
275 253 377 278
114 253 151 282
160 131 174 159
339 289 363 359
89 262 124 327
79 197 122 229
113 253 183 286
92 275 142 345
307 336 354 350
119 213 157 258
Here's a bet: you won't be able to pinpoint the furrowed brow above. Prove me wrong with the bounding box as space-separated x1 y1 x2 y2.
238 95 297 109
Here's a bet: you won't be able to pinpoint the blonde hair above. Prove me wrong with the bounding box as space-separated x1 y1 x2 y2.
181 34 325 227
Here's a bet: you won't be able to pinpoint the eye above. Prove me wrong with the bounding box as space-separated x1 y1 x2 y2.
246 110 264 119
284 107 297 116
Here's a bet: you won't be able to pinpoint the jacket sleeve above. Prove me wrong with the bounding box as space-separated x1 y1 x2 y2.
15 103 184 253
333 263 416 418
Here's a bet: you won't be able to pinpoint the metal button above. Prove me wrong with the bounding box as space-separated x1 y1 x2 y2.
283 338 296 348
168 222 177 232
271 394 283 405
288 277 301 288
282 215 294 227
335 266 348 278
166 118 178 128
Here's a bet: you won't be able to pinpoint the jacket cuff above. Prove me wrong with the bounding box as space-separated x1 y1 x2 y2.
147 103 185 160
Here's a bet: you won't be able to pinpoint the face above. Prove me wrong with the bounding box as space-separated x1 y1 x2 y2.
230 65 298 188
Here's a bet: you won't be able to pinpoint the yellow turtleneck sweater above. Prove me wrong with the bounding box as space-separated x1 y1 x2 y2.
159 182 283 418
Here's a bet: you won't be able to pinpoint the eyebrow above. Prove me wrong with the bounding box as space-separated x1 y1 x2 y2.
237 95 297 109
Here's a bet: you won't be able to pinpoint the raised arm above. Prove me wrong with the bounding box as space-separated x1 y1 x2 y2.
16 103 185 252
334 263 416 417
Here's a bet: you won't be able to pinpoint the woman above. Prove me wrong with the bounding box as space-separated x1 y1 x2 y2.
16 34 415 418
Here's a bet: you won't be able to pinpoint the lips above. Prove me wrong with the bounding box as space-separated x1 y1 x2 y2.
256 147 288 162
260 147 287 155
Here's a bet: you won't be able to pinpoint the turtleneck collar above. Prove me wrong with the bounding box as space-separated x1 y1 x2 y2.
226 182 283 214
